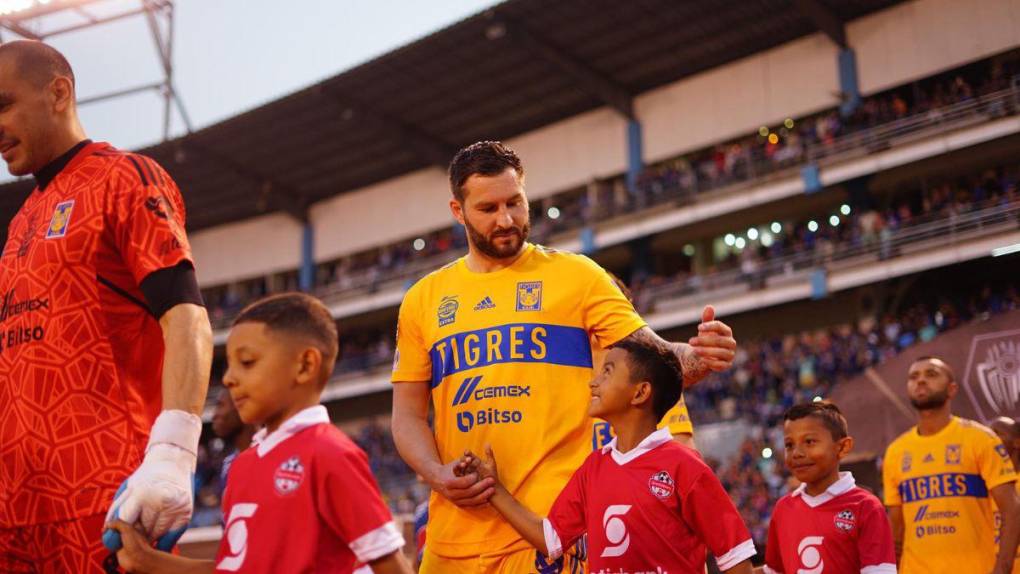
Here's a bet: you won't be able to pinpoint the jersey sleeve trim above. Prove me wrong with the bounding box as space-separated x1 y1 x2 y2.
349 520 405 564
861 564 897 574
542 518 564 560
715 538 756 570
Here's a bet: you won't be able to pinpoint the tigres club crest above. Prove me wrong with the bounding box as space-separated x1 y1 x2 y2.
516 281 542 312
834 509 856 533
273 456 305 496
945 444 962 465
961 331 1020 420
648 470 675 499
45 200 74 239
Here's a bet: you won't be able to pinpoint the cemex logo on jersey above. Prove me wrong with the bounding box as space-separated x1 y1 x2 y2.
217 503 258 572
648 471 675 499
601 505 631 558
451 375 530 406
962 331 1020 420
273 456 305 496
797 536 824 574
834 510 855 533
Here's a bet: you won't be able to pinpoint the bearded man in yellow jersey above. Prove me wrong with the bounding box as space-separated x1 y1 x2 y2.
391 141 737 574
991 416 1020 574
883 356 1019 574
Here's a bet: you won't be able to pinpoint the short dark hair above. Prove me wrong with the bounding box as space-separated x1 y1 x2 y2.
912 355 955 382
611 338 683 420
0 40 75 89
448 140 524 202
784 401 849 441
233 292 339 384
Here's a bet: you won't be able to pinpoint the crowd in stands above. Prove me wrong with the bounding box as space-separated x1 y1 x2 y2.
199 51 1020 322
630 163 1020 312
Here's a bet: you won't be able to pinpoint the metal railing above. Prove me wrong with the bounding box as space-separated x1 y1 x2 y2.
642 199 1020 311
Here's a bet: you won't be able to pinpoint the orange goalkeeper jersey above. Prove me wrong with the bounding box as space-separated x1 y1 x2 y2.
0 142 193 527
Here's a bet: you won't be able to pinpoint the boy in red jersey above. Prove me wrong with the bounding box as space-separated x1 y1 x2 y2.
459 338 755 574
108 293 412 574
758 402 896 574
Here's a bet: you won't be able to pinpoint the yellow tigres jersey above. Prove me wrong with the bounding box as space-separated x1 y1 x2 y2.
659 396 694 436
882 417 1018 574
392 243 645 557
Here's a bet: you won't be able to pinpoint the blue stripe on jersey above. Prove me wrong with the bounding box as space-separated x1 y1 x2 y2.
898 473 988 503
429 323 593 387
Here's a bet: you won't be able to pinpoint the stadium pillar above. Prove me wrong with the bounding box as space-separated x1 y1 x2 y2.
626 119 644 194
299 222 314 292
838 48 861 117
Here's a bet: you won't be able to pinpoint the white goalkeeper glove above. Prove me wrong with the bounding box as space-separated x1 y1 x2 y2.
102 409 201 552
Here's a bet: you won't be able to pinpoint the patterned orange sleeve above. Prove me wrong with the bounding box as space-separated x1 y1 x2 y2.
110 154 193 285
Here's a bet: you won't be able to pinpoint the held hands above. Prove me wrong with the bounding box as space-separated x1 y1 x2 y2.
433 445 502 508
456 445 500 485
427 454 495 508
686 305 737 375
102 410 202 553
105 520 158 574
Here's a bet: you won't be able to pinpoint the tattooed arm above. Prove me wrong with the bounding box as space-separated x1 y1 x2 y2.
617 306 735 388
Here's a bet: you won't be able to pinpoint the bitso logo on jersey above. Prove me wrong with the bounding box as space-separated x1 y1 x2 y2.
516 281 542 311
45 200 74 239
273 456 305 496
648 470 675 499
438 295 459 327
834 509 856 533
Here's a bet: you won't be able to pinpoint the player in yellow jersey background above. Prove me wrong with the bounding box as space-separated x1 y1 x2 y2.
991 416 1020 574
883 356 1019 574
391 141 737 574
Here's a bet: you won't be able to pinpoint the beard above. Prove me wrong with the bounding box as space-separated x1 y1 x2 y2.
464 216 530 260
909 388 950 411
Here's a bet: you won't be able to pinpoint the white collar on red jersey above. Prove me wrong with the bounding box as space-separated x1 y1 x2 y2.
602 427 673 465
791 471 856 508
252 405 330 457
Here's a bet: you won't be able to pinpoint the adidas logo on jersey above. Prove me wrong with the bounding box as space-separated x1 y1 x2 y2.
474 296 496 311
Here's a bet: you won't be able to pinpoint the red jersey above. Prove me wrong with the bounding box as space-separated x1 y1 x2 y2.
543 427 756 574
764 473 896 574
214 406 404 574
0 141 192 527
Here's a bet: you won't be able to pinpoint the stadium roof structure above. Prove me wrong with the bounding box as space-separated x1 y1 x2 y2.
0 0 906 240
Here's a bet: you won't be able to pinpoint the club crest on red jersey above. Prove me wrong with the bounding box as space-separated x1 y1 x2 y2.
834 509 856 533
648 470 675 499
45 200 74 239
274 456 305 496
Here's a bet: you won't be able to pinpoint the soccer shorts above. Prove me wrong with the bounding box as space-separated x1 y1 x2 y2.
420 545 586 574
0 513 111 574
